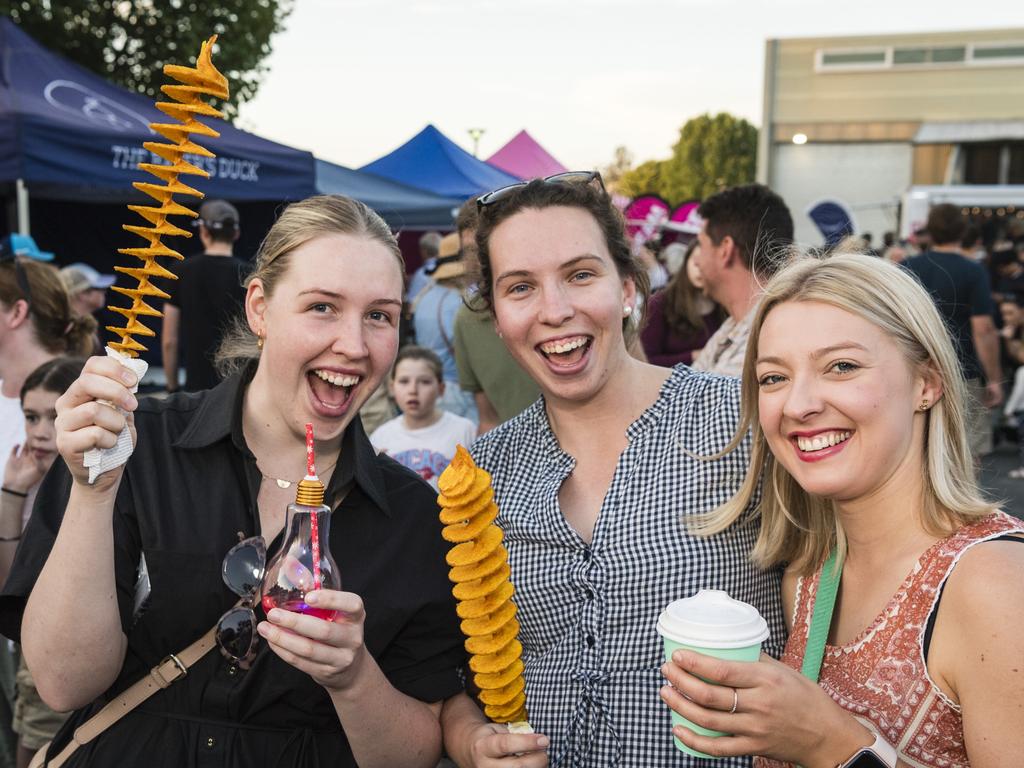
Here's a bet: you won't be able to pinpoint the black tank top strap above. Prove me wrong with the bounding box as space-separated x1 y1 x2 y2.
924 532 1024 661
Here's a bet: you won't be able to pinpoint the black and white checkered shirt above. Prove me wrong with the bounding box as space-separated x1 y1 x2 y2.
470 365 786 767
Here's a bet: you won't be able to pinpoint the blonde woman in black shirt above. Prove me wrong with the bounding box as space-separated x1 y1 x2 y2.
1 196 464 768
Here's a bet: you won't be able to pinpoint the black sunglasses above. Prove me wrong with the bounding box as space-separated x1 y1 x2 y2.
0 251 34 311
476 171 605 209
217 535 267 662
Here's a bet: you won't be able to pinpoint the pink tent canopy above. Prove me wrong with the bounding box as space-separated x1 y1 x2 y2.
486 129 568 180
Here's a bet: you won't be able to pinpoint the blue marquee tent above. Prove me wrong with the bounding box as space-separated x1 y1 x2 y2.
315 159 462 229
0 17 317 207
359 124 520 200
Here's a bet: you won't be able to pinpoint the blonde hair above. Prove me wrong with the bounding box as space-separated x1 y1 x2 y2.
696 252 995 574
215 195 403 376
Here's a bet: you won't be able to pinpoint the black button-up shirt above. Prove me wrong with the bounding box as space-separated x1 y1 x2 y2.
0 362 465 767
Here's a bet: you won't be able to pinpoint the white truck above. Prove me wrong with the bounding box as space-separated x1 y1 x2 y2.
900 185 1024 239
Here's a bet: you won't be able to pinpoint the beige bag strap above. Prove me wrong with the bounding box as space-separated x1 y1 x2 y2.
30 488 357 768
31 625 219 768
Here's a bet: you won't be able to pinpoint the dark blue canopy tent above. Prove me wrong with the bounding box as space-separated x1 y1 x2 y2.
315 159 462 229
359 124 520 199
0 16 317 212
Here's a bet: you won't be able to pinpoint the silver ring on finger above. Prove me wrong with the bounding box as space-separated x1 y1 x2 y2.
728 687 738 714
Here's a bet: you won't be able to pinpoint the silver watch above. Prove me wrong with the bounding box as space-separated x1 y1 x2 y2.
837 730 898 768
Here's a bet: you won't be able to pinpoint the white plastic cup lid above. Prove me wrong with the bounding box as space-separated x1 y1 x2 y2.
657 589 769 649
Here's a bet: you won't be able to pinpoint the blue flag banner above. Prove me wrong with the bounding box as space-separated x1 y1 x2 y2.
806 199 856 247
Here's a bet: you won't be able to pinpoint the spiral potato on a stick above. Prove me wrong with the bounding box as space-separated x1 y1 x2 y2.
107 36 229 356
439 446 529 725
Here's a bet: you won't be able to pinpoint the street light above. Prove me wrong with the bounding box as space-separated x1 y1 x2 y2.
792 133 808 145
467 128 486 157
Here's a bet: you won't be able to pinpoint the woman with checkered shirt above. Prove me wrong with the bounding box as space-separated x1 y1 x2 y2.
440 174 785 767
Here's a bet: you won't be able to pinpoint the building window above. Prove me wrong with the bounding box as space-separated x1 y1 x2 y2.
971 43 1024 62
817 41 1024 72
893 46 966 65
964 144 1002 184
817 48 888 70
961 142 1024 185
1008 144 1024 185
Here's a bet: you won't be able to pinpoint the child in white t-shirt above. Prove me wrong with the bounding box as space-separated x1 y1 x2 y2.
370 346 477 489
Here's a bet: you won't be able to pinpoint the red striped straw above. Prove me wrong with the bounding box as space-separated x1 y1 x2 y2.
305 423 321 591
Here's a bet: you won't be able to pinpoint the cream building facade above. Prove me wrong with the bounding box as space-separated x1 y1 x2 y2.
758 29 1024 244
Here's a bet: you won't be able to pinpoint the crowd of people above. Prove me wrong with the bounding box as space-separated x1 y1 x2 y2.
0 172 1021 768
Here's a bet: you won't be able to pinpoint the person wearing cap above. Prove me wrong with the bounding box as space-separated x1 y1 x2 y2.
406 231 442 307
60 263 115 357
60 263 116 318
161 199 249 392
409 233 478 425
2 234 54 264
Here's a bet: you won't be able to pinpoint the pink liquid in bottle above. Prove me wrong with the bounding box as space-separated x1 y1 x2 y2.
261 593 337 622
260 505 340 622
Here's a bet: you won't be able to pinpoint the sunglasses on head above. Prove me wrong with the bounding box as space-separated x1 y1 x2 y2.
217 535 267 662
476 171 605 209
0 251 34 311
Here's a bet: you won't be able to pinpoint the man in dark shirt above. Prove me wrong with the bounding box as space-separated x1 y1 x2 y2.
162 199 249 391
903 203 1002 456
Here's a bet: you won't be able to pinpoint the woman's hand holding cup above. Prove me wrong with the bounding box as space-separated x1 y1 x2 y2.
655 590 872 764
55 355 138 493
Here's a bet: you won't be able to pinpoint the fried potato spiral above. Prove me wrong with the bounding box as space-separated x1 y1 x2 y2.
107 36 229 356
439 446 528 724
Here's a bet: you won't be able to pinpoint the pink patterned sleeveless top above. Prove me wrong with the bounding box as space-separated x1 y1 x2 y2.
755 512 1024 768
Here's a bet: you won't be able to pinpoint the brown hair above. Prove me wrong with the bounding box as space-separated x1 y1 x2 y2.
926 203 966 246
474 179 650 339
0 259 96 356
215 195 404 376
455 198 479 237
392 345 444 382
21 356 87 401
662 241 723 339
698 183 794 279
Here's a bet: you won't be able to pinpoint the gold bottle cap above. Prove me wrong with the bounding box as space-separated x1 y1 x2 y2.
295 476 325 507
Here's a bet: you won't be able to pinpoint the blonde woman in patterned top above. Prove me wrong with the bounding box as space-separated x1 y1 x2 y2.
661 253 1024 767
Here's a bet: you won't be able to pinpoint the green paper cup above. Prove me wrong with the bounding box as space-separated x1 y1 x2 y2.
657 590 770 759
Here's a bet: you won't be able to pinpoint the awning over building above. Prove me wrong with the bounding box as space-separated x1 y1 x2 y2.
914 120 1024 145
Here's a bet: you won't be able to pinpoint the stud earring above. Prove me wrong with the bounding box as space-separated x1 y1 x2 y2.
623 305 633 318
919 399 930 411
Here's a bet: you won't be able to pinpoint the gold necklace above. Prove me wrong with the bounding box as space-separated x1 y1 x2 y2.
257 458 339 489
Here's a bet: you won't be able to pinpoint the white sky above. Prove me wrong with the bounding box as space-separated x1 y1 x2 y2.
238 0 1024 172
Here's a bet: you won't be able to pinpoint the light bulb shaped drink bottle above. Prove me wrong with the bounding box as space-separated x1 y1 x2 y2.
260 423 341 621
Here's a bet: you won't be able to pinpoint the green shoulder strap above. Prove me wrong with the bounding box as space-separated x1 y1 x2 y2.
800 548 842 682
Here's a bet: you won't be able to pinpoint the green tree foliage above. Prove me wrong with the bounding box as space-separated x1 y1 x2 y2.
617 113 758 204
616 159 663 200
1 0 294 120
